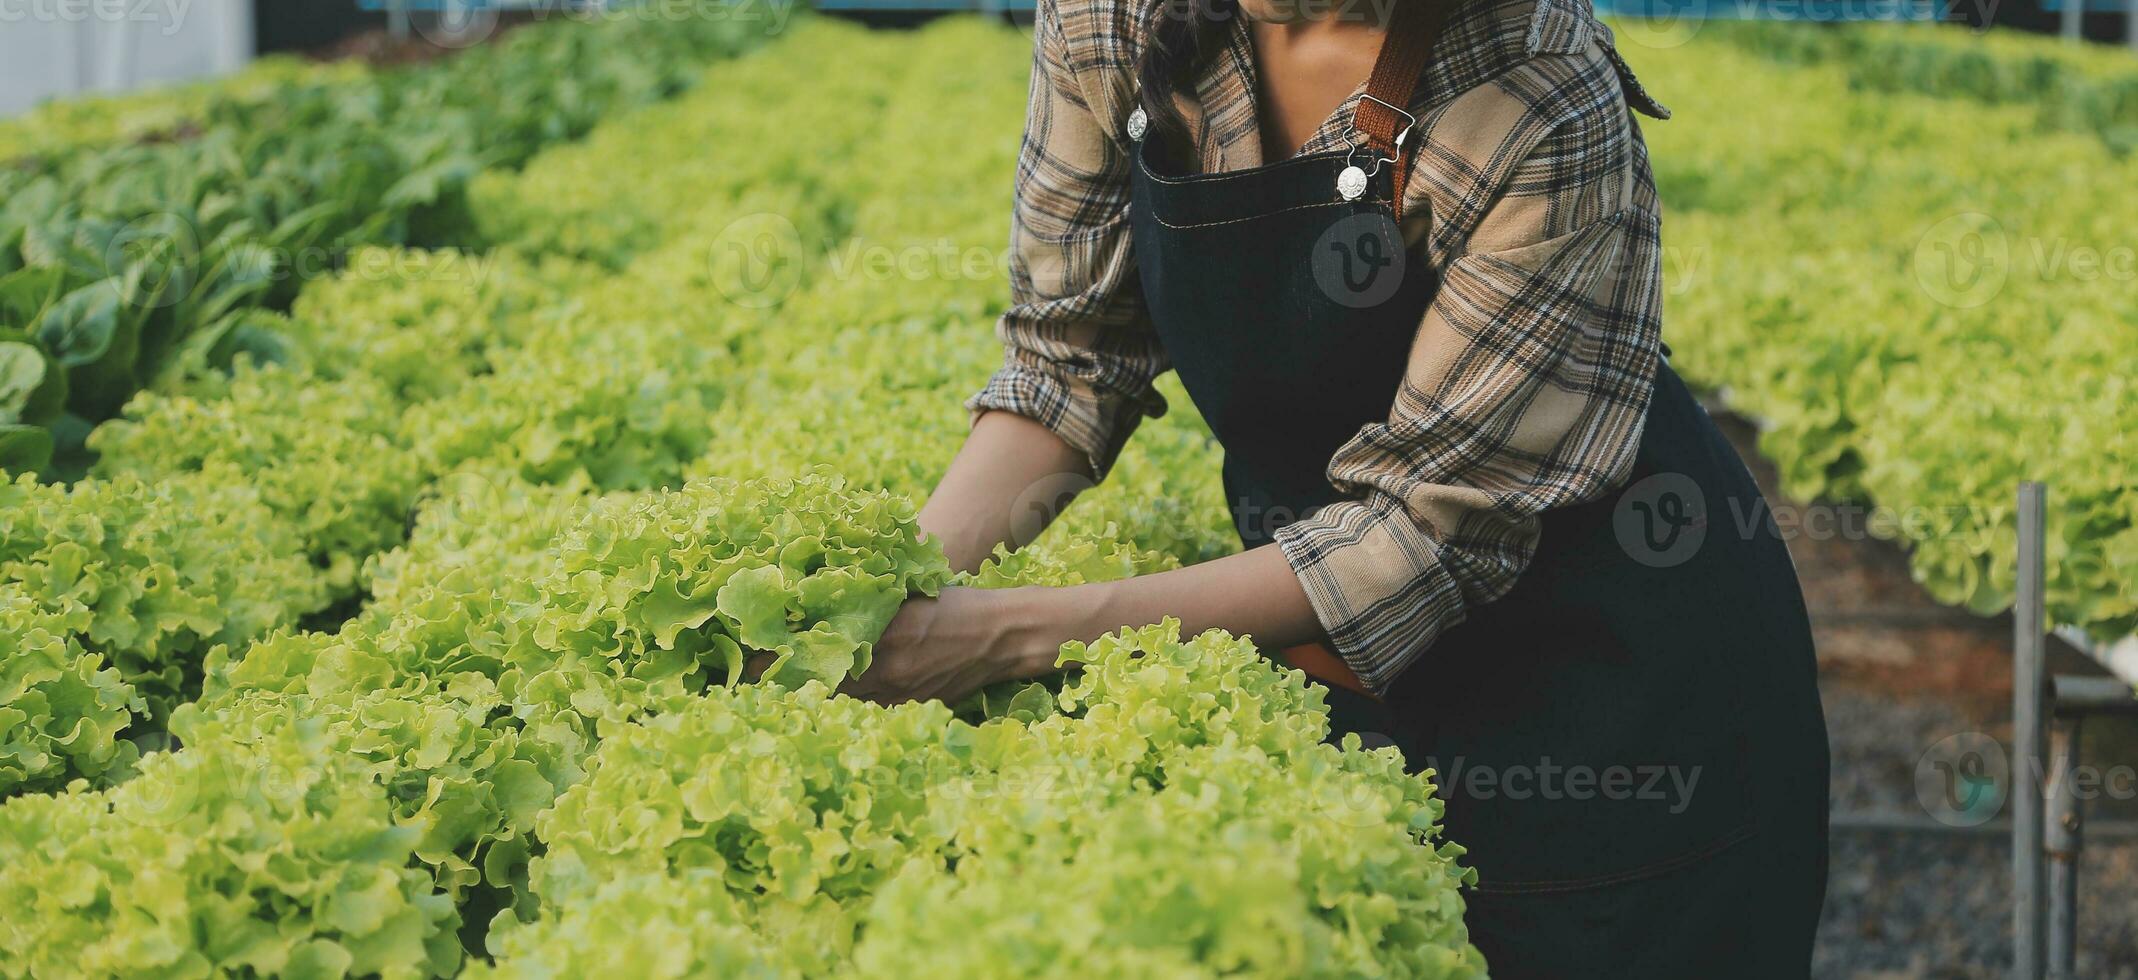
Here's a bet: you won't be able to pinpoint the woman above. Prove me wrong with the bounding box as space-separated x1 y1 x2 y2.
845 0 1830 974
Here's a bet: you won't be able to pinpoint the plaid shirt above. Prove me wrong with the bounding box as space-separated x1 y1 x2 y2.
969 0 1673 693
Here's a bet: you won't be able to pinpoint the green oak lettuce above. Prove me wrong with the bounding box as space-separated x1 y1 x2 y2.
0 587 143 794
0 471 325 719
0 727 461 978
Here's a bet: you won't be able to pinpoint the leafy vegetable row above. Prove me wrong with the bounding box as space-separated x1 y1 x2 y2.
1685 19 2138 152
0 10 822 795
1631 27 2137 639
0 57 366 165
0 4 772 475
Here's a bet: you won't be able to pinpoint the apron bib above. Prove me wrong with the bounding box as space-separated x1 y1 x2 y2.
1128 111 1829 978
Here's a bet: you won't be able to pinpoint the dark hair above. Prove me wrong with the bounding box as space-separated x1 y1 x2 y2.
1136 0 1239 158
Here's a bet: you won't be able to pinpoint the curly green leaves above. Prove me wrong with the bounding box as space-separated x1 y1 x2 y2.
535 473 948 691
0 728 461 978
0 472 324 729
0 589 143 794
491 623 1483 979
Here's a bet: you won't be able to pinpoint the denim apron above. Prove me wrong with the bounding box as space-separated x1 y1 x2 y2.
1128 121 1830 977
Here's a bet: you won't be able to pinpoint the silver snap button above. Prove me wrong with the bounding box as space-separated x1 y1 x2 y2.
1336 165 1368 201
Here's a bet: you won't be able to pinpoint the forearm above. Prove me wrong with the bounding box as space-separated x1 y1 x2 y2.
989 543 1326 678
880 411 1330 701
918 409 1092 574
857 505 1332 704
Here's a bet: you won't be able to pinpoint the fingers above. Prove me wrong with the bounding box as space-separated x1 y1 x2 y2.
849 671 916 705
744 647 918 703
834 663 895 703
842 668 927 706
748 652 952 706
844 682 903 706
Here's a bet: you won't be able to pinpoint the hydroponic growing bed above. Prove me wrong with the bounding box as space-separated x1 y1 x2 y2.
0 9 2133 978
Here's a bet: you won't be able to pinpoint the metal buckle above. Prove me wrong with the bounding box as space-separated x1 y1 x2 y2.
1345 141 1391 178
1358 94 1417 151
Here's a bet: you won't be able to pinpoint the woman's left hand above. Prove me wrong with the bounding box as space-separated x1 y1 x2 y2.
840 586 1055 705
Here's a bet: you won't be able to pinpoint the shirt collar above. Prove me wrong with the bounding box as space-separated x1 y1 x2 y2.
1188 0 1607 170
1524 0 1598 56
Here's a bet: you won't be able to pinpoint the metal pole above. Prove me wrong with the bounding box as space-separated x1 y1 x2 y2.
2128 0 2138 51
2044 716 2082 979
212 0 255 75
97 12 134 92
2062 0 2084 40
2013 481 2048 980
64 20 86 95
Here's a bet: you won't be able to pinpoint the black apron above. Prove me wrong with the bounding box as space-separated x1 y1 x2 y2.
1129 123 1829 978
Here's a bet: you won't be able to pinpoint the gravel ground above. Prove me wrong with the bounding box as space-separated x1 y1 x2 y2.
1816 681 2138 978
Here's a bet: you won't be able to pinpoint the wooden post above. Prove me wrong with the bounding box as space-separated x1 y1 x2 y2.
2013 482 2048 980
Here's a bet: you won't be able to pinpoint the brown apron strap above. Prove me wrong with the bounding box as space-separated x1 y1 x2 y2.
1351 0 1458 221
1278 5 1460 702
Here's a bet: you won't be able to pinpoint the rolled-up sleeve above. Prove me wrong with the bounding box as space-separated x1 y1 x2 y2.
965 0 1166 479
1275 58 1668 694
